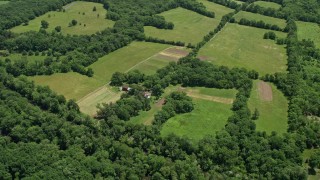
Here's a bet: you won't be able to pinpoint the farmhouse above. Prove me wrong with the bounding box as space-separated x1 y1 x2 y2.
120 85 131 91
143 91 151 99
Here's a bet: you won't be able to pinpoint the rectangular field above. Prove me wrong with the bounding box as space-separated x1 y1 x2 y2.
11 1 114 35
0 53 48 63
254 1 281 9
144 7 220 45
297 21 320 48
248 80 288 134
234 11 287 29
198 23 287 76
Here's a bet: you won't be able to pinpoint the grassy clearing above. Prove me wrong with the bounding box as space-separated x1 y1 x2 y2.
198 23 287 76
254 1 281 9
11 1 114 35
1 54 48 63
30 42 171 115
161 98 233 142
297 21 320 48
197 0 234 19
89 42 171 82
0 1 9 5
248 80 288 134
144 7 219 45
132 86 236 142
234 11 287 29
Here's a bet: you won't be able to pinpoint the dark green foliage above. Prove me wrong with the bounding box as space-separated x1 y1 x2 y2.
252 108 259 120
309 150 320 170
55 25 61 32
41 20 49 29
263 31 277 40
238 18 283 31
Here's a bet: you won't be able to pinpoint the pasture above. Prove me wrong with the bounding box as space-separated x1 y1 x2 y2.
11 1 114 35
254 1 281 9
1 53 48 63
197 0 234 19
248 80 288 134
198 23 287 76
234 11 287 29
144 7 219 45
297 21 320 48
161 97 234 142
30 42 175 115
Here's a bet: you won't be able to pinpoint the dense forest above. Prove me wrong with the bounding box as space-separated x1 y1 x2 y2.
0 0 320 179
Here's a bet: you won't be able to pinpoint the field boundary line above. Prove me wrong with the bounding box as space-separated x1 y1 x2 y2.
77 46 177 104
209 22 229 42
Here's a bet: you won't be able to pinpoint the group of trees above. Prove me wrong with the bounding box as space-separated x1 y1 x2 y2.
236 18 284 31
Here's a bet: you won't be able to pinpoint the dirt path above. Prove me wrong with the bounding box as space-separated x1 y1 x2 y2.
63 1 77 10
186 93 234 104
258 81 273 101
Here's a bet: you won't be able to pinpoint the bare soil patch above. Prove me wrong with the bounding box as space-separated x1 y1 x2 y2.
154 47 189 61
258 81 273 101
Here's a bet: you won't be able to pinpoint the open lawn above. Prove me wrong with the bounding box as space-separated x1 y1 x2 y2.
254 1 281 9
0 1 9 5
144 7 219 45
30 42 172 115
11 1 114 35
234 11 287 29
297 21 320 48
197 0 234 19
198 23 287 76
248 80 288 134
161 98 233 142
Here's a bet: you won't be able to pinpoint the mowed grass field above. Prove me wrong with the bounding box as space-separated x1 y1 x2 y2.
254 1 281 9
297 21 320 48
234 11 287 29
197 0 234 19
30 42 175 116
31 42 171 100
144 7 219 45
161 87 237 142
11 1 114 35
248 80 288 134
198 23 287 76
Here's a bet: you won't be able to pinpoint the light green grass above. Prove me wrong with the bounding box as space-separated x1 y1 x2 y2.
0 1 9 5
11 1 114 35
254 1 281 9
190 86 237 98
3 54 48 63
297 21 320 48
132 58 170 75
248 80 288 134
234 11 287 29
89 42 171 82
197 0 234 19
198 23 287 76
30 42 171 100
144 7 219 45
161 98 233 142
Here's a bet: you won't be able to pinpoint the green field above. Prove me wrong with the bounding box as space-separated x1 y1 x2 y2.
198 23 287 76
248 80 288 134
0 1 9 5
254 1 281 9
234 11 287 29
31 42 171 100
297 21 320 48
161 98 233 142
144 7 220 45
1 53 48 63
197 0 234 19
11 1 114 35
